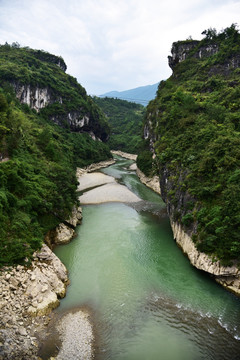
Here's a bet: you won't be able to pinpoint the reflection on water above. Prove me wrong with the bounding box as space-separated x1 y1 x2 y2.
52 157 240 359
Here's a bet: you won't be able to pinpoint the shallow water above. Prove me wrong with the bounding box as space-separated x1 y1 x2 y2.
54 157 240 359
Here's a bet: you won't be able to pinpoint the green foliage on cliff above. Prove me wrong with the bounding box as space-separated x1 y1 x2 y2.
0 45 112 266
0 43 110 140
93 96 145 153
146 25 240 263
136 148 155 177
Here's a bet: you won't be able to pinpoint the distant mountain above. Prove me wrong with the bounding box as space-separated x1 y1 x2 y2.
99 83 159 106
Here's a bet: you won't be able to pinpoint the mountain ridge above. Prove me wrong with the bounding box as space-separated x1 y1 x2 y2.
99 82 159 106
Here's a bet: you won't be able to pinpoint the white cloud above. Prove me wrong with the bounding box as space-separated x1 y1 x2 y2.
0 0 239 94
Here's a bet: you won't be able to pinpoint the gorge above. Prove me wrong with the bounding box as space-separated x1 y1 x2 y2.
1 24 240 359
41 155 240 360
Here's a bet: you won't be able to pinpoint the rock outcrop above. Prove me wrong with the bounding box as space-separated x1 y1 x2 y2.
168 39 240 75
168 40 219 70
45 206 82 246
13 83 55 112
136 167 161 195
1 46 110 142
171 220 240 296
12 83 103 136
0 244 68 360
143 34 240 296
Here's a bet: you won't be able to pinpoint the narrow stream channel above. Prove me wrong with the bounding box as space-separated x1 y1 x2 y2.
53 156 240 359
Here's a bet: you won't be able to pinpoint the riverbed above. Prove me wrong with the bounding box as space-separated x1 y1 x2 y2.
44 156 240 359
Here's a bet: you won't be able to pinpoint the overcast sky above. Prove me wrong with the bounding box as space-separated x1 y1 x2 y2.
0 0 240 94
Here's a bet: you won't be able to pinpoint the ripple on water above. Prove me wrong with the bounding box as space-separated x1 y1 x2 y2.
53 158 240 360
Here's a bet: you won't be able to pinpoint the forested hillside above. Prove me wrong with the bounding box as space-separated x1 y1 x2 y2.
0 44 111 266
93 96 145 153
143 24 240 264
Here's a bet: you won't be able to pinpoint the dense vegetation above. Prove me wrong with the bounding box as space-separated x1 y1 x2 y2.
0 44 111 266
0 43 110 140
93 96 145 153
145 24 240 264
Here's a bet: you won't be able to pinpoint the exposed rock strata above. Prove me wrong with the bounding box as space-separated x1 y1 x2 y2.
168 40 218 70
0 244 68 360
45 206 82 246
136 167 161 195
171 220 240 296
13 82 105 138
144 106 240 296
168 39 240 75
13 83 54 112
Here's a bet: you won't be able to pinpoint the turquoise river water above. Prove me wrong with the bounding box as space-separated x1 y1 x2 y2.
52 156 240 359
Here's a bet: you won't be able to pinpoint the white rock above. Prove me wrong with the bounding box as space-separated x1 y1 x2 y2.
54 223 75 244
171 220 240 296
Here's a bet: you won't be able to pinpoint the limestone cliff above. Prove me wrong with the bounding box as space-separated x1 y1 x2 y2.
171 220 240 296
13 83 55 111
168 40 218 69
144 26 240 297
0 44 110 141
168 37 240 75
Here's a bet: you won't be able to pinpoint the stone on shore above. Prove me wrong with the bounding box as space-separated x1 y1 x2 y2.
0 244 69 359
45 206 82 246
56 310 94 360
111 150 137 161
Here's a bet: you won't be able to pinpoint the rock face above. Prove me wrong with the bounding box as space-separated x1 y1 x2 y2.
168 39 240 74
0 244 68 360
45 206 82 246
12 83 101 135
2 46 110 142
143 38 240 297
136 167 160 194
151 160 240 296
13 83 55 112
50 112 94 134
168 40 219 70
171 220 240 296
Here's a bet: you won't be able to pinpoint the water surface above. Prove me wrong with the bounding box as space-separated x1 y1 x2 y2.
54 157 240 359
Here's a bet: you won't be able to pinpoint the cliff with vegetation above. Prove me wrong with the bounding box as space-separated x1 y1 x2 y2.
141 24 240 295
0 43 111 266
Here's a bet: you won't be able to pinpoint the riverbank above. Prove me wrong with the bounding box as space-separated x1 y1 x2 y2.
0 245 68 360
55 310 94 360
113 151 240 298
111 150 161 195
78 172 141 204
0 158 116 359
111 150 137 161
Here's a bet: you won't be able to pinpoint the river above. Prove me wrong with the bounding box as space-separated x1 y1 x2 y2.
52 156 240 359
